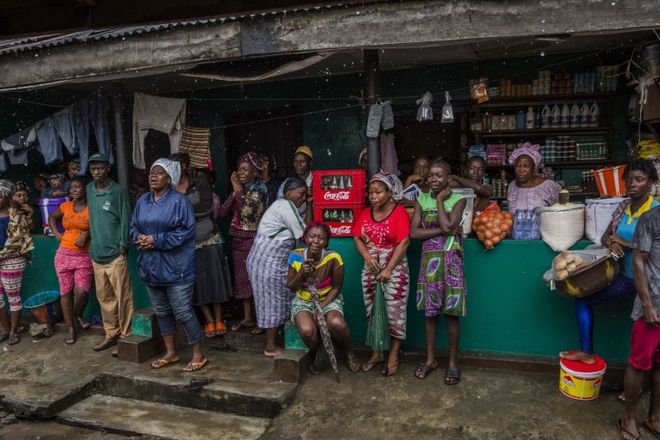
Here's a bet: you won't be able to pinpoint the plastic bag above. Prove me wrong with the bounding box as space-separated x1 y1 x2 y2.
365 282 391 352
511 209 541 240
416 92 433 122
542 247 608 285
441 91 454 123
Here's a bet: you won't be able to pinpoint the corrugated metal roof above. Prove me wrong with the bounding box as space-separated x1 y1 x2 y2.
0 3 365 56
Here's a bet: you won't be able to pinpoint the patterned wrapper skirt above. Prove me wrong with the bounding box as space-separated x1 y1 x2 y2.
247 234 295 329
361 246 409 340
416 235 467 318
231 236 255 300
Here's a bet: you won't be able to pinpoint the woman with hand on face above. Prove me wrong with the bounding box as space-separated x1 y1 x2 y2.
287 222 360 374
247 177 307 357
49 176 93 344
450 156 494 213
130 159 207 372
11 182 34 230
353 172 410 376
411 159 467 384
561 159 660 365
404 157 431 192
217 153 269 334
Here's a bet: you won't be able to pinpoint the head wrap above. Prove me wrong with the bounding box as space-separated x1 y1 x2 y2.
509 142 543 169
237 152 265 181
151 158 181 187
13 181 29 194
283 176 308 195
49 173 65 184
0 180 12 198
294 145 314 161
303 221 332 246
370 172 404 201
358 148 368 165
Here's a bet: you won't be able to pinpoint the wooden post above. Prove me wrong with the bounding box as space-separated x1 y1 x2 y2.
364 49 381 178
110 84 130 188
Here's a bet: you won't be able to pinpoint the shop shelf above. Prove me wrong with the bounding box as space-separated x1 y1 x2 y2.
473 128 611 137
477 93 614 108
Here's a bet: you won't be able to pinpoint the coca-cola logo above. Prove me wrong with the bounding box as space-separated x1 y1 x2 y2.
323 191 350 201
330 225 352 235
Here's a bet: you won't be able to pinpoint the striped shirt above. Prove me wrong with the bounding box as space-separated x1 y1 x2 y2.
288 248 343 301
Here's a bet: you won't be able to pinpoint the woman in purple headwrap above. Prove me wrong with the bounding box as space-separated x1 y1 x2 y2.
507 143 561 212
218 152 269 333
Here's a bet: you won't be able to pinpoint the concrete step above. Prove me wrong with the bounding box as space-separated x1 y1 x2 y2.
58 394 270 440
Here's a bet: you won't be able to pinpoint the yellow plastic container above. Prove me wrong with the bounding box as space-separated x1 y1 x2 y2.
559 355 606 401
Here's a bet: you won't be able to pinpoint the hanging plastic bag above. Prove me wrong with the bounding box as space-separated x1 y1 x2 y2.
441 91 454 123
366 103 383 138
416 92 433 122
365 282 391 352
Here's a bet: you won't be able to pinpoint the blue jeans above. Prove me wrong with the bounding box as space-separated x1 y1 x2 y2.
574 274 636 354
146 281 202 345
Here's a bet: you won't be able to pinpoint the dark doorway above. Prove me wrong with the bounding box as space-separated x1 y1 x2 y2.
224 107 304 181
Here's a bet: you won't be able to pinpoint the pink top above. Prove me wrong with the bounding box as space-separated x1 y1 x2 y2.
507 179 561 212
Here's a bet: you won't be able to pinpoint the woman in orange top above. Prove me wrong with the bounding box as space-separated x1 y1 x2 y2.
49 176 93 344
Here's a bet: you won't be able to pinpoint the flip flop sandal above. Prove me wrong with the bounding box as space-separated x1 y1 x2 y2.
414 363 437 380
182 358 208 373
250 327 265 336
204 322 216 338
361 357 384 372
263 348 283 358
643 419 660 439
382 360 399 377
617 418 640 440
65 330 76 345
347 353 361 373
151 356 180 369
8 333 20 345
76 317 91 330
230 321 256 332
184 378 215 391
444 367 461 385
215 321 227 336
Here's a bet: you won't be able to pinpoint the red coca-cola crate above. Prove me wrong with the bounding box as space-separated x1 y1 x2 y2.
313 169 366 205
313 202 366 237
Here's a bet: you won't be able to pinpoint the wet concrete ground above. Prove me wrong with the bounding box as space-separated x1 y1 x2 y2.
0 330 650 439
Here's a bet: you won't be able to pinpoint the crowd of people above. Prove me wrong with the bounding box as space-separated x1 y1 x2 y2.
0 143 658 423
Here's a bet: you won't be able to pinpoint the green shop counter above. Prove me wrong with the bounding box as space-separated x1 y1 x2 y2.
22 236 633 363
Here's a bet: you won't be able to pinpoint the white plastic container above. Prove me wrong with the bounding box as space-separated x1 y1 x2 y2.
453 188 477 235
584 197 627 243
539 203 585 252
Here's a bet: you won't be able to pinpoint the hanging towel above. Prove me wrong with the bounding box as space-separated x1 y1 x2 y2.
381 101 394 130
379 133 400 176
132 93 186 169
366 103 383 138
179 125 211 169
36 117 64 165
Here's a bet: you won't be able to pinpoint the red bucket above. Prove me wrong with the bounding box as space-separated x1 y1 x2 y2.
592 165 626 197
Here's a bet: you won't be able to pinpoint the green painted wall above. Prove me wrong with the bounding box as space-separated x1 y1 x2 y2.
23 236 632 363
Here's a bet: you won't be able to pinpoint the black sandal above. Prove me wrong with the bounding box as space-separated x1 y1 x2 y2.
65 328 76 345
8 332 20 345
76 317 91 330
414 362 437 380
444 367 461 385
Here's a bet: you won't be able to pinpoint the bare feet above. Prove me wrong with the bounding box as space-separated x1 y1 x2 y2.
559 350 595 364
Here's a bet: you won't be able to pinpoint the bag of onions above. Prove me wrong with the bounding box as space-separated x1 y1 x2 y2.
471 208 513 250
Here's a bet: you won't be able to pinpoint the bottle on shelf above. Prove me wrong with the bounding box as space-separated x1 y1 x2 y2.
551 104 561 128
589 102 600 128
541 104 551 129
561 103 570 128
526 107 536 129
579 102 590 128
570 103 580 128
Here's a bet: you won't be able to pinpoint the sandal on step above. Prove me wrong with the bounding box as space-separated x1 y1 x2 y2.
250 327 265 336
263 348 284 358
215 321 227 336
182 357 208 372
382 359 399 377
445 367 461 385
415 362 438 380
204 322 216 338
8 332 20 345
151 356 180 369
64 329 76 345
76 317 91 330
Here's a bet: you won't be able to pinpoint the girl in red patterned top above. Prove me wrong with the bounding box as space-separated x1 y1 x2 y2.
353 172 410 376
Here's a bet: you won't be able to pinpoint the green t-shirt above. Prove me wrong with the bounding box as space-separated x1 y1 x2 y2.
87 180 132 264
416 192 464 213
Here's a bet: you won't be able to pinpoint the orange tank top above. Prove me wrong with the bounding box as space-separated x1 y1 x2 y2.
60 201 90 252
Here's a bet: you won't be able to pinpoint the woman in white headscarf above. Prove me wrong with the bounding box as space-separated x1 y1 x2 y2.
130 159 207 372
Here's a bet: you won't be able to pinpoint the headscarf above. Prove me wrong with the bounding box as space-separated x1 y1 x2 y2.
0 180 12 198
283 176 307 194
12 181 29 195
303 221 332 245
370 172 404 201
151 158 181 187
237 152 265 181
509 142 543 169
49 173 65 185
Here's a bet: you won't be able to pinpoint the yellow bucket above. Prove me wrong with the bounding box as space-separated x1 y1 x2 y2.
559 355 606 401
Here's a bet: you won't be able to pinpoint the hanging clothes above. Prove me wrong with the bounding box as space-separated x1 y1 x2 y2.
379 133 400 176
36 117 64 165
0 154 6 173
90 91 114 165
71 98 90 174
132 93 186 169
53 108 77 155
179 125 211 169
